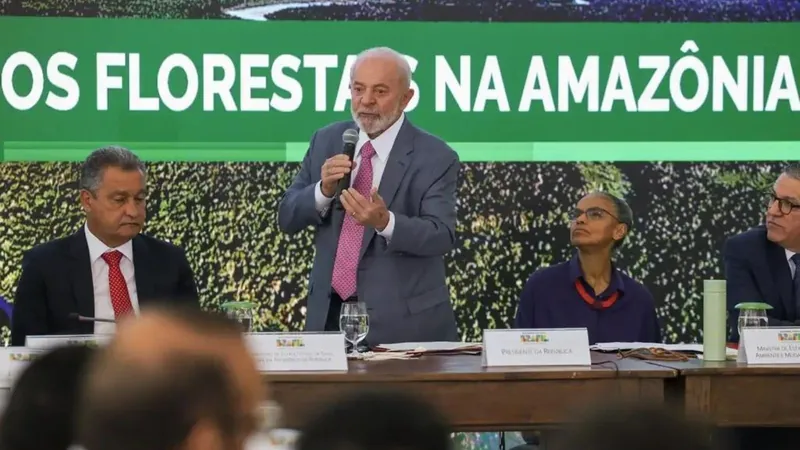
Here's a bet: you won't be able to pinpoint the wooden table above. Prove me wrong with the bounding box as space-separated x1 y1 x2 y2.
264 352 676 431
649 359 800 427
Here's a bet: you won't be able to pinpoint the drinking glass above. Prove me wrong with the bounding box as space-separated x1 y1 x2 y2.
339 302 369 355
221 301 254 332
735 302 771 338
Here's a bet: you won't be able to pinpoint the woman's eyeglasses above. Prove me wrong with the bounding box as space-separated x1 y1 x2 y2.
569 207 619 222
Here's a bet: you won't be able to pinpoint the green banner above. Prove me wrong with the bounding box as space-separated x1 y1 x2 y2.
3 141 800 163
1 18 798 160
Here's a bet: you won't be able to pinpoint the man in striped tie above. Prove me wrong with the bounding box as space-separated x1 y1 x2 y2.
11 146 199 346
279 46 461 346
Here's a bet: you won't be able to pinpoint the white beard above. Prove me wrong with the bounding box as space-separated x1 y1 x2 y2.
350 106 402 137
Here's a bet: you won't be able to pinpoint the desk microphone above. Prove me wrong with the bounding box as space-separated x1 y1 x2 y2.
334 128 360 209
68 313 116 324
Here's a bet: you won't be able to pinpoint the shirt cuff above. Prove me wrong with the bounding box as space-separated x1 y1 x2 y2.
376 211 395 242
314 181 334 214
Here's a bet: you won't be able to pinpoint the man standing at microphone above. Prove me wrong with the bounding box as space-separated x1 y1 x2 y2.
278 46 460 346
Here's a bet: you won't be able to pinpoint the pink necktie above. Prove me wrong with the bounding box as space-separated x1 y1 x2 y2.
331 142 376 299
101 250 134 318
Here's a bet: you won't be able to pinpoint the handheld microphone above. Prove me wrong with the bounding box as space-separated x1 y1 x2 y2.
68 313 116 324
334 129 360 209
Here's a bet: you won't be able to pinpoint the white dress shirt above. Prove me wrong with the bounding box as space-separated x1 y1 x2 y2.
84 224 140 334
788 249 797 279
314 113 406 242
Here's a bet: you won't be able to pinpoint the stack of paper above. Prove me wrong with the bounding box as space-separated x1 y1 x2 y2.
374 341 483 355
348 351 421 361
590 342 737 358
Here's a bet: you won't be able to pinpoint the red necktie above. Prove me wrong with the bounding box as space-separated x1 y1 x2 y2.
101 250 134 318
331 142 376 299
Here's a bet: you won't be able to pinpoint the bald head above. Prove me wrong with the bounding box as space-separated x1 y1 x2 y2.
108 306 243 367
79 307 264 450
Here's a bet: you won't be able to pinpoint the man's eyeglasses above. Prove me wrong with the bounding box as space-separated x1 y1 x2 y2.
569 207 620 222
765 192 800 215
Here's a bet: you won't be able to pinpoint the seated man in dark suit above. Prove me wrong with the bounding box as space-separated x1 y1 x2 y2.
11 146 199 346
724 164 800 343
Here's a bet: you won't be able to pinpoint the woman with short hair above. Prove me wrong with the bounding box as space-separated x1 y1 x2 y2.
514 191 661 344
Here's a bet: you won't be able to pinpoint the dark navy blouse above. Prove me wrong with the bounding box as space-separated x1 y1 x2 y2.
514 254 661 345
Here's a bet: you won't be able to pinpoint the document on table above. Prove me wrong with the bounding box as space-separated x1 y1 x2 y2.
375 341 482 353
590 342 737 357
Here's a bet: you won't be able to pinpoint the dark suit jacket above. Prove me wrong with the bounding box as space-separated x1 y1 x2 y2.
723 225 795 342
277 119 460 345
10 228 200 346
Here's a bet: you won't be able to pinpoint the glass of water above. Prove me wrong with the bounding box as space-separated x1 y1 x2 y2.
735 302 771 337
221 301 255 332
339 302 369 355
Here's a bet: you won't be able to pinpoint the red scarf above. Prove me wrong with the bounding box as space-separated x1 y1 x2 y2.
575 279 619 309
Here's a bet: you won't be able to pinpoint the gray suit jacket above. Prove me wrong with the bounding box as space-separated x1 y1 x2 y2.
278 119 460 345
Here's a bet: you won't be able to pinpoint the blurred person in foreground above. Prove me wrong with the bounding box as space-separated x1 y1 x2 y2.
514 191 661 344
278 46 460 345
549 402 725 450
297 389 452 450
724 164 800 341
0 345 96 450
78 305 263 450
11 146 199 346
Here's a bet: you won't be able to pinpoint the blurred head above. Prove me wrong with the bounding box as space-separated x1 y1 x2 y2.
569 192 632 252
78 306 264 450
765 164 800 251
0 345 96 450
550 402 722 450
297 389 452 450
349 47 414 138
79 146 147 247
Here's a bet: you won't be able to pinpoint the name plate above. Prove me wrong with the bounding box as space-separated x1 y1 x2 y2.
25 334 113 350
245 332 348 372
482 328 591 367
739 327 800 365
0 348 46 388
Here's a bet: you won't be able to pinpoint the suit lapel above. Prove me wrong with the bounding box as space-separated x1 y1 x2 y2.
766 240 794 319
68 229 95 323
132 236 156 305
358 120 415 261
